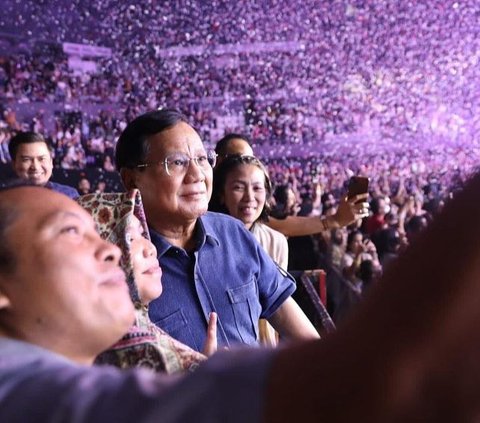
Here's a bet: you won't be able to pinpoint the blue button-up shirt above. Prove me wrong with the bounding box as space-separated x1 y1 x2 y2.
148 212 296 351
47 181 79 199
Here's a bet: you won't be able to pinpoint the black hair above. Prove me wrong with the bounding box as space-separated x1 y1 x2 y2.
8 131 51 161
406 215 428 235
210 154 272 223
273 185 290 207
320 191 335 212
270 185 298 219
370 196 386 215
215 133 251 157
375 227 401 257
358 259 375 289
347 229 363 251
115 109 189 170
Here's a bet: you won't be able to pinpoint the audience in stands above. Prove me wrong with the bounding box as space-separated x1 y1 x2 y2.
0 0 479 335
2 171 480 421
77 176 91 195
1 1 480 415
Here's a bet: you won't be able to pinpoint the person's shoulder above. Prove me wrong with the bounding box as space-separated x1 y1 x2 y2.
255 222 287 240
0 337 75 374
201 211 247 230
201 212 257 247
253 223 289 256
47 181 79 198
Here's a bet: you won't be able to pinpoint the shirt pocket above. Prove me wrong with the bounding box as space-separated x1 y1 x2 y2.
227 280 261 345
153 309 199 351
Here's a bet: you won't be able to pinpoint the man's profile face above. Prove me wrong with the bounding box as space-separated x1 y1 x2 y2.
13 142 53 186
129 122 213 230
0 188 134 363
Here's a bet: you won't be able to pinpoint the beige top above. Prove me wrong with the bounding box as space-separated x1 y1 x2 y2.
251 222 289 271
251 222 289 347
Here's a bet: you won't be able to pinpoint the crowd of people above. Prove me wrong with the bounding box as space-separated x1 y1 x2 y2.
2 108 480 421
1 1 480 419
2 0 480 150
1 0 479 318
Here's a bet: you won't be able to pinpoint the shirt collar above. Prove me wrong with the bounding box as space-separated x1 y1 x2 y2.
149 214 220 257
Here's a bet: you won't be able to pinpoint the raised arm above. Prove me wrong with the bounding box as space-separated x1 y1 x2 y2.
266 194 369 237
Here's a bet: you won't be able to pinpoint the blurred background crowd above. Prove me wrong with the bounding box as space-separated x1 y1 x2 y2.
0 0 479 319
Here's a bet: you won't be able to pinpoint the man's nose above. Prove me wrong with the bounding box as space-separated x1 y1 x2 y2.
29 159 40 169
184 157 205 181
96 238 122 264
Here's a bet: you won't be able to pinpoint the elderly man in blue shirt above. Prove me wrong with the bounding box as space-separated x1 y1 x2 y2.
116 109 319 351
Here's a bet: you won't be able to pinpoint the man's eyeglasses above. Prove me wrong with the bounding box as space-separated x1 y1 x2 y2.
136 149 217 176
231 154 260 164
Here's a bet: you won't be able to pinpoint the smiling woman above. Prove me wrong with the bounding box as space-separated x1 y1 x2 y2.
77 190 214 373
216 157 269 230
210 155 319 346
210 155 283 265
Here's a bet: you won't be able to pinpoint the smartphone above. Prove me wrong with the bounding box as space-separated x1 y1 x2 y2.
347 176 369 201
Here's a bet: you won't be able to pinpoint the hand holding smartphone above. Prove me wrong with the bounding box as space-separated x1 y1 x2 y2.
347 176 369 202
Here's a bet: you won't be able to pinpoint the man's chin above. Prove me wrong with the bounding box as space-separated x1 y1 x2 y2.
183 197 209 212
196 203 209 216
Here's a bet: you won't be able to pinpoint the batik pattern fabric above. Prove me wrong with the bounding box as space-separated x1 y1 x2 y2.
77 191 145 303
95 305 204 373
77 190 206 373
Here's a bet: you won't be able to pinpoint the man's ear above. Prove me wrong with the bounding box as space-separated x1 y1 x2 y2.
120 168 137 190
